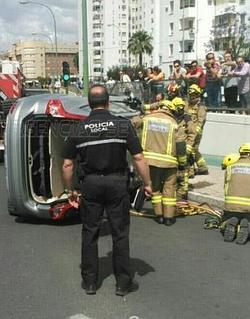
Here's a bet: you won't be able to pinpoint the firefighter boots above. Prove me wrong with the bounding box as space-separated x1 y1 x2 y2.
236 218 249 245
224 217 239 242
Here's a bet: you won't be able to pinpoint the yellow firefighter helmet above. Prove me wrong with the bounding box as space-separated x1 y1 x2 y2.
159 100 176 112
221 153 240 170
172 97 186 111
239 143 250 154
188 84 202 95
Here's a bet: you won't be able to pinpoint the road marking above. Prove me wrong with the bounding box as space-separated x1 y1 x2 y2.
68 315 92 319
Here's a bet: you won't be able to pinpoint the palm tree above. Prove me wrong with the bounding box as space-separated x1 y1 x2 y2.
128 30 153 66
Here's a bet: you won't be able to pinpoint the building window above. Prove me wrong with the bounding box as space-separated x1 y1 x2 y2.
169 65 173 74
159 55 162 65
93 41 101 47
240 0 245 3
180 0 195 9
169 23 174 35
170 1 174 14
93 67 102 72
240 13 246 24
169 44 173 56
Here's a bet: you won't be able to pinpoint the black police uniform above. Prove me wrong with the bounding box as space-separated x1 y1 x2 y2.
62 109 143 289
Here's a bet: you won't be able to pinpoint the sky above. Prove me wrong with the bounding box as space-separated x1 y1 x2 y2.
0 0 78 51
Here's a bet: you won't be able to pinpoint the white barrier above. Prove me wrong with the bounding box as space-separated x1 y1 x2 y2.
200 112 250 156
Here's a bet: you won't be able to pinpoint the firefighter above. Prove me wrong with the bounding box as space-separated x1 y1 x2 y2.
185 84 208 177
172 97 196 200
61 85 152 296
221 144 250 244
132 100 187 226
167 82 181 101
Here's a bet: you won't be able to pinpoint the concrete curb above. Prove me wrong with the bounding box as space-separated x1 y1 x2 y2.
188 191 224 210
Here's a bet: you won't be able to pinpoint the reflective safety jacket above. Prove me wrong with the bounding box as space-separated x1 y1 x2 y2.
140 110 186 168
224 156 250 213
185 99 207 138
175 112 196 155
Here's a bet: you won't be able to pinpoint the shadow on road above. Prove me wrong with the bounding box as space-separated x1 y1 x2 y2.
14 214 82 226
97 251 155 288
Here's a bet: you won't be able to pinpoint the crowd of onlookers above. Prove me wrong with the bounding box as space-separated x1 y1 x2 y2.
115 51 250 110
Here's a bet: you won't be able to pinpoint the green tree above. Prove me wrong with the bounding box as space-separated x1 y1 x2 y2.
128 30 153 66
107 65 145 81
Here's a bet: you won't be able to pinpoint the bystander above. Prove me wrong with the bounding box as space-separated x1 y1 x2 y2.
204 52 222 108
230 56 250 112
221 52 238 108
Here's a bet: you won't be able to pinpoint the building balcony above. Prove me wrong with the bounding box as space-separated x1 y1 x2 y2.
181 29 195 40
181 7 196 18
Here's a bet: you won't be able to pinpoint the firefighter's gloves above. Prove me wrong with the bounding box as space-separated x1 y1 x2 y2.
65 189 80 209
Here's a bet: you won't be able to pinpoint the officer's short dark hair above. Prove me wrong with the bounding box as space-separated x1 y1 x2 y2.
88 84 109 109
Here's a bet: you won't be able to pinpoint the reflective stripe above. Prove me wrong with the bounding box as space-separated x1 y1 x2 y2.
225 196 250 206
76 139 126 148
151 199 162 204
143 151 178 164
166 125 174 155
141 119 149 149
196 126 202 134
162 197 177 206
197 158 206 165
178 155 187 164
151 195 162 204
224 165 232 195
186 144 193 153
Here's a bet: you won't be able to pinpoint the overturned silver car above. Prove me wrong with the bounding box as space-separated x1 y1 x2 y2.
5 94 141 220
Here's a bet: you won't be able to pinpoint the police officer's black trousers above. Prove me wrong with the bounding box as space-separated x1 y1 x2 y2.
80 174 131 288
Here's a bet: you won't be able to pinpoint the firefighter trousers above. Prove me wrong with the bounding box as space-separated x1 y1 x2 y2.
177 167 189 199
150 166 177 218
194 133 207 169
80 174 132 288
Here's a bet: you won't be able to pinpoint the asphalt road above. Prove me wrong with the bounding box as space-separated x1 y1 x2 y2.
1 163 250 319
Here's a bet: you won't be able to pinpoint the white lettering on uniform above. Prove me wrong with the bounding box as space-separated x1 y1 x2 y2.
232 166 250 175
85 121 114 133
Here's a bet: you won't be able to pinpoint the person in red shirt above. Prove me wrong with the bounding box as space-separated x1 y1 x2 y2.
186 60 206 89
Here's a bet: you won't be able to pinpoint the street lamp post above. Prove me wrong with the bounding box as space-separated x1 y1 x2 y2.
19 1 58 77
181 5 185 66
107 24 122 66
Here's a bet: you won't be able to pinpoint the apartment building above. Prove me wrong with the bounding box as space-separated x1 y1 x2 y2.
78 0 250 79
8 40 78 80
212 0 250 53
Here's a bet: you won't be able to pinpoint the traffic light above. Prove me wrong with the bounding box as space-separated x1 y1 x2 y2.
62 61 70 87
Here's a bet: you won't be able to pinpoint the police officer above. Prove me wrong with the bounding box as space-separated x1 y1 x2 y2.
61 84 152 296
221 144 250 244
